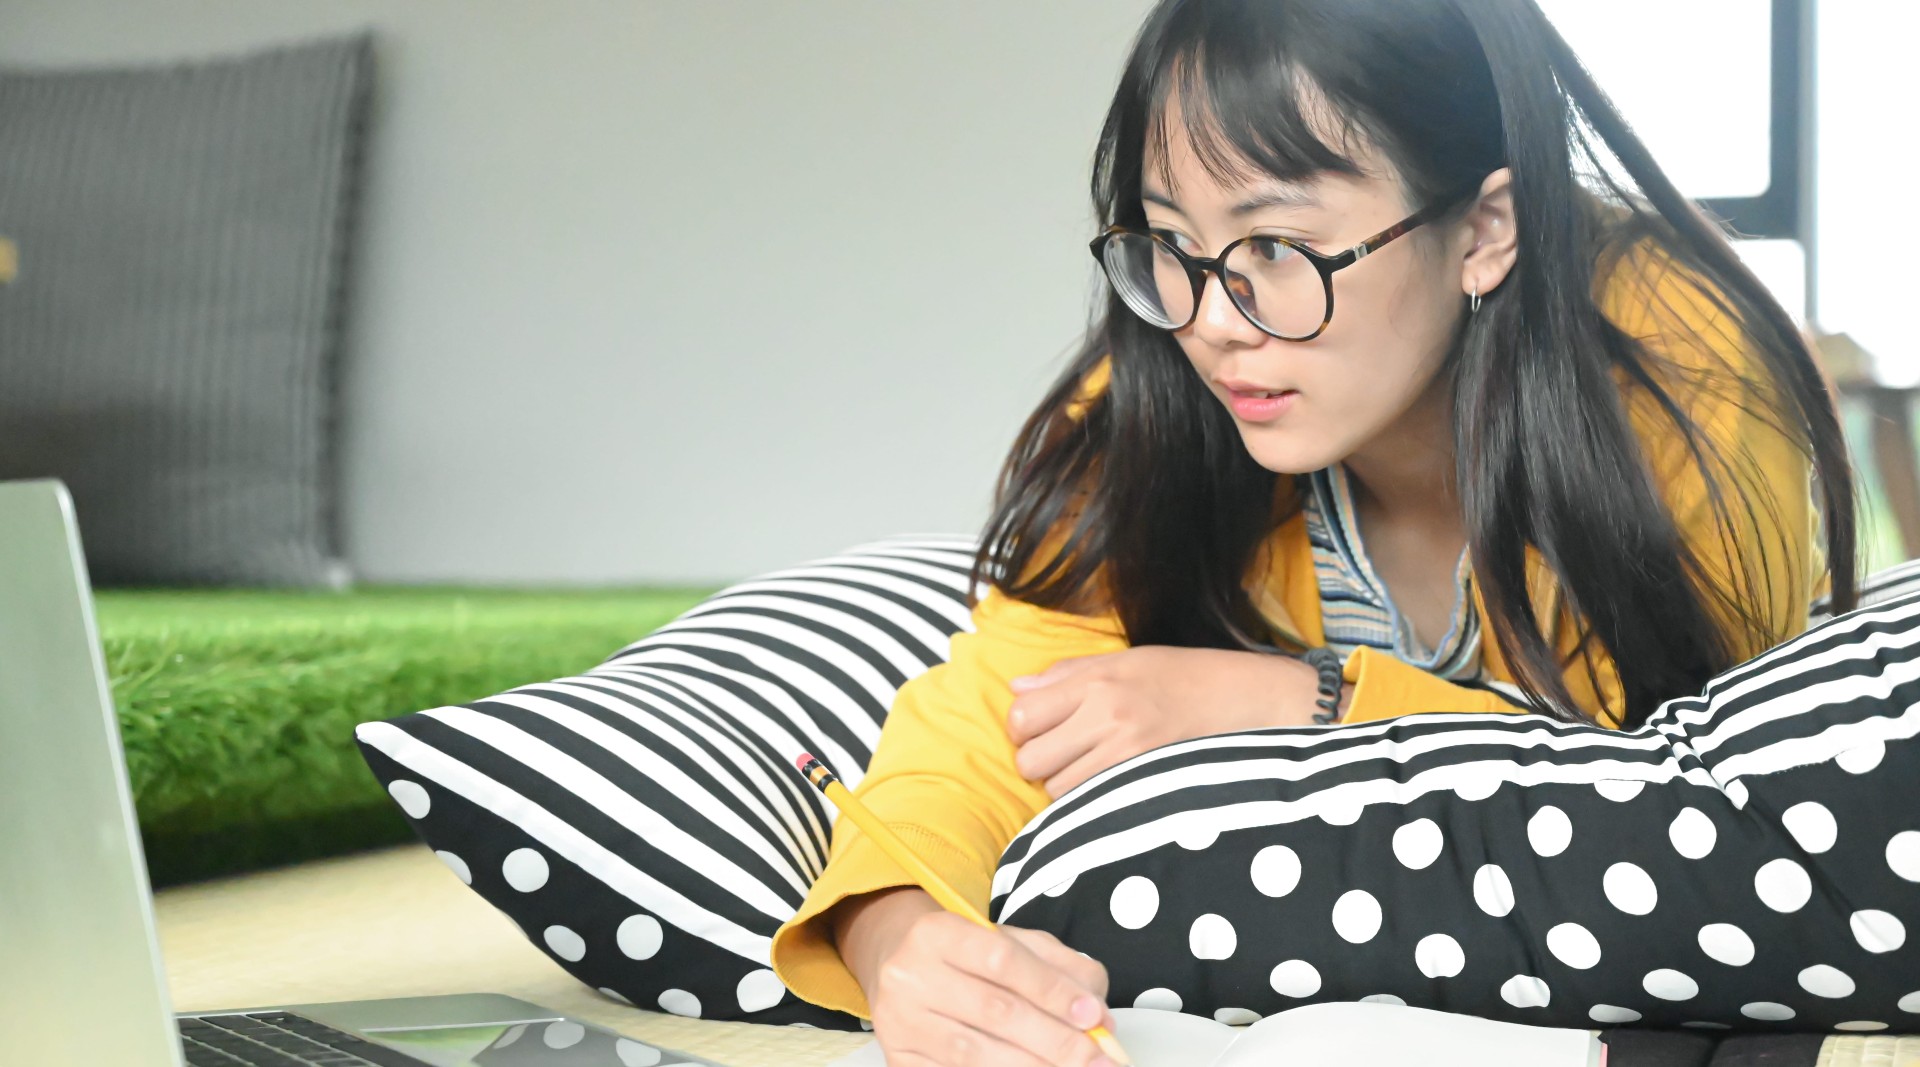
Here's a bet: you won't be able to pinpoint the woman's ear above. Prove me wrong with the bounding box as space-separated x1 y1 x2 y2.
1461 167 1517 301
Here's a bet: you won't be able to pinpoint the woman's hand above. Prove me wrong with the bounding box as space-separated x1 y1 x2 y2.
1007 646 1349 798
841 890 1120 1067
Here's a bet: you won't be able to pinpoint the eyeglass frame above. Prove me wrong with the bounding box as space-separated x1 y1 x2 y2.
1088 188 1479 342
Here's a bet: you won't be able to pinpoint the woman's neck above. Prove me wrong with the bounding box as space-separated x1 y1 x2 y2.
1339 371 1461 530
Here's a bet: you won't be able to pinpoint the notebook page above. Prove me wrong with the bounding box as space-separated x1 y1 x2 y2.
1211 1001 1599 1067
826 1002 1596 1067
823 1008 1238 1067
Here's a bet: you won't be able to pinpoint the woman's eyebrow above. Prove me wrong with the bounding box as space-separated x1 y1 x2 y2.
1140 187 1321 216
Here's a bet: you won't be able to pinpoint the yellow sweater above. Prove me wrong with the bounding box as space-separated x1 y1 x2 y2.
767 242 1825 1019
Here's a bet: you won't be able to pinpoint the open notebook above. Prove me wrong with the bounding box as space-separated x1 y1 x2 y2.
829 1001 1604 1067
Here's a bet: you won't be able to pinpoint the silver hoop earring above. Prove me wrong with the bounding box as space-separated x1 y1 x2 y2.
1470 286 1481 314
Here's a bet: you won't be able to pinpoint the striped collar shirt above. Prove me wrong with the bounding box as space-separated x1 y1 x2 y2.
1302 463 1483 681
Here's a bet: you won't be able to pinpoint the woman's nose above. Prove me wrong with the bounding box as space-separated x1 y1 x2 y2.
1187 269 1268 348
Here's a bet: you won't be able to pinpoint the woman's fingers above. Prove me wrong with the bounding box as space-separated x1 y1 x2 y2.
872 909 1116 1067
1002 926 1111 1001
917 969 1109 1067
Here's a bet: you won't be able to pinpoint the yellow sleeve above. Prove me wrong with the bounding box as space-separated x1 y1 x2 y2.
1337 645 1532 723
768 587 1130 1018
1602 243 1820 660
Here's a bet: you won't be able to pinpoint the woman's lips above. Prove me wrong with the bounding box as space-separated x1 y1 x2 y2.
1228 387 1298 422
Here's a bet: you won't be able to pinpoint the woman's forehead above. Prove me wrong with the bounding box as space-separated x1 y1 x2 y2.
1142 91 1394 208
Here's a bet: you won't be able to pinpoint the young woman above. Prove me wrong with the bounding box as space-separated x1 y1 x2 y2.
768 0 1889 1063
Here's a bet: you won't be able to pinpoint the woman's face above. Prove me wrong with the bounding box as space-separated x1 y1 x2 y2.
1142 121 1486 476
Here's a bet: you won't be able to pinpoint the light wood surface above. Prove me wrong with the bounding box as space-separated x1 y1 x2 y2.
153 844 869 1067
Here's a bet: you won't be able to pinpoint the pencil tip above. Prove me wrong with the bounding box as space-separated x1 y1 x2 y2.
1090 1026 1133 1065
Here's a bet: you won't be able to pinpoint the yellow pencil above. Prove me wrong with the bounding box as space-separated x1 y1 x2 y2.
794 752 1133 1066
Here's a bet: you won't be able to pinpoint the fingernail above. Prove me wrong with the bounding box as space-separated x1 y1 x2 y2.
1070 995 1102 1028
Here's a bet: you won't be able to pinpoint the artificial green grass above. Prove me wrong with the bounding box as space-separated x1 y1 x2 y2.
96 586 718 886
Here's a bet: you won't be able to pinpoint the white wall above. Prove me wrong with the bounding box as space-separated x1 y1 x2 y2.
0 0 1154 584
2 1 1909 583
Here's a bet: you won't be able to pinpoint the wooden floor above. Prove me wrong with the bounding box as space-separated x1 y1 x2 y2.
153 843 869 1067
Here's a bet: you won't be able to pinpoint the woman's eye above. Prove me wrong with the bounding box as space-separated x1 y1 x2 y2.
1151 228 1200 254
1249 236 1299 263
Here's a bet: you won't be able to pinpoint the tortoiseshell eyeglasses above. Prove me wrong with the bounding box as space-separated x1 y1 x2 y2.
1089 192 1472 342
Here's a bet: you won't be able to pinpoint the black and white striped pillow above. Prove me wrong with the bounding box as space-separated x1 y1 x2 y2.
353 534 984 1030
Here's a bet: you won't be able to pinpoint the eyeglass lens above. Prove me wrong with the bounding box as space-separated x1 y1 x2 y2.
1100 233 1326 339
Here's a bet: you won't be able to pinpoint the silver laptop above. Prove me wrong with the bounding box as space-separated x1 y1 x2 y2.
0 479 725 1067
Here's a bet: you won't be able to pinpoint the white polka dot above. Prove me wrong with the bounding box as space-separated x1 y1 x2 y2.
1888 831 1920 881
1850 910 1906 953
1741 1002 1795 1021
543 925 586 962
1836 741 1886 775
494 1025 527 1048
435 850 472 885
1415 934 1465 978
1111 876 1160 929
543 1021 585 1049
1269 959 1322 997
1320 795 1364 825
1473 864 1515 917
1798 964 1855 998
1527 807 1573 856
1782 801 1838 853
1175 822 1220 850
1042 874 1076 898
736 969 786 1012
1725 779 1750 809
1755 858 1812 912
1668 808 1717 859
1331 890 1383 944
1134 987 1183 1012
1547 923 1602 969
502 848 549 893
1900 991 1920 1014
1836 1021 1889 1032
1604 862 1658 915
1501 975 1551 1008
1681 1022 1731 1030
598 988 632 1006
1359 994 1406 1005
1589 1005 1642 1024
387 780 431 819
616 914 663 960
1213 1007 1262 1025
1697 923 1755 966
1189 913 1237 959
1643 969 1698 1001
1595 779 1645 802
1392 819 1444 869
1250 846 1302 898
616 1040 663 1067
657 989 701 1017
1454 776 1500 802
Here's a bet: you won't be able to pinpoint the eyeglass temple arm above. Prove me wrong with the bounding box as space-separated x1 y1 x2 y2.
1341 191 1479 264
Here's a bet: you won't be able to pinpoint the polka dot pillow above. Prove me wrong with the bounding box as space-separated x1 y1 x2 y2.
354 535 983 1030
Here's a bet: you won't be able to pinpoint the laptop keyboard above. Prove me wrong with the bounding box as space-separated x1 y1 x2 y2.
178 1012 427 1067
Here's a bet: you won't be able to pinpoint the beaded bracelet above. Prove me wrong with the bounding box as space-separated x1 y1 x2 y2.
1301 646 1345 725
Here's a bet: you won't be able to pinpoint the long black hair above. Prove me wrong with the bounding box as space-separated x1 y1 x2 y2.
966 0 1857 729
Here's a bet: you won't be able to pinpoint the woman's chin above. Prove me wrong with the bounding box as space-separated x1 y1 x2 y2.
1242 431 1343 476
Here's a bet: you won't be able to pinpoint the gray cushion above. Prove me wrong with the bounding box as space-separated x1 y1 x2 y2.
0 33 372 586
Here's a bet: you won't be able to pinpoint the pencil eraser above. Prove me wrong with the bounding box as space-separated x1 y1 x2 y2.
795 753 815 772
